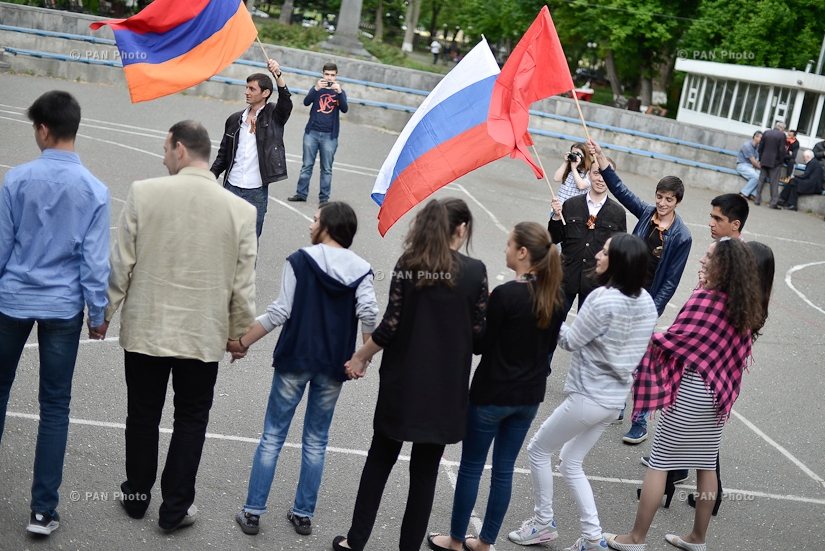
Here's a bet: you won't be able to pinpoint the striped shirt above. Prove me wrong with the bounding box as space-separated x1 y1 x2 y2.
558 286 658 409
556 169 591 204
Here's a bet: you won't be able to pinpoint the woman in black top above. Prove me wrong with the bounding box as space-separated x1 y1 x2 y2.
428 222 564 551
332 198 488 551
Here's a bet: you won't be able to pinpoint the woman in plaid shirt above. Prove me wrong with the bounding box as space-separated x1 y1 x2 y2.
605 238 772 551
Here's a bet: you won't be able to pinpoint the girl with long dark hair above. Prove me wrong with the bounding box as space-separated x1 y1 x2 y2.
332 198 488 551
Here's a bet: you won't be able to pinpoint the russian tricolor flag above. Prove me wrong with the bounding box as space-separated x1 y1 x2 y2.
372 40 513 236
91 0 257 103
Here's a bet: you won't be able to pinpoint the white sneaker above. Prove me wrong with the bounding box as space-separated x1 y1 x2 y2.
508 516 559 545
564 536 609 550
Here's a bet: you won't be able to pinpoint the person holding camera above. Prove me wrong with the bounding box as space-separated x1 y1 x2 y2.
288 62 348 206
553 142 592 205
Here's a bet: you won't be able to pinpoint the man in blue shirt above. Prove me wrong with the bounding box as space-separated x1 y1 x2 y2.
737 131 762 200
0 90 110 536
288 62 348 206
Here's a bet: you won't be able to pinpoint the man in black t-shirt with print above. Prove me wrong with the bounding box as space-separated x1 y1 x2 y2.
288 62 349 206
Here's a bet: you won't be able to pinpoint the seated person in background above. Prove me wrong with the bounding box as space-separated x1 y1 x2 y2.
778 150 824 211
813 140 825 172
736 131 762 200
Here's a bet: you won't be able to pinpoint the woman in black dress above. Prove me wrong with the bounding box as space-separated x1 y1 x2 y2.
332 197 488 551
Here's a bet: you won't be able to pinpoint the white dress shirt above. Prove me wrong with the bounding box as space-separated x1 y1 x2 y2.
586 192 606 217
227 105 264 189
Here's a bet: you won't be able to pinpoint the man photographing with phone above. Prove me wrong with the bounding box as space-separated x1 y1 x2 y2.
288 62 348 206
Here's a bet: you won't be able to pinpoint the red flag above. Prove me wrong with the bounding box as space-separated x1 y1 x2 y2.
487 6 574 177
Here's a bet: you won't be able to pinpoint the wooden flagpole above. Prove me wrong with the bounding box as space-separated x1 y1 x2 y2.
529 134 566 225
256 35 270 62
571 90 596 165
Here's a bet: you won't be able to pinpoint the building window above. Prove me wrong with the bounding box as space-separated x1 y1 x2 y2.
816 100 825 139
797 92 819 136
720 81 735 119
709 80 725 116
700 78 716 114
683 74 701 111
752 85 769 126
733 83 749 122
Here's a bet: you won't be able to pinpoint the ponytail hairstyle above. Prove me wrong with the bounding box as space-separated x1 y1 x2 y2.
562 142 592 183
511 222 563 329
399 199 456 289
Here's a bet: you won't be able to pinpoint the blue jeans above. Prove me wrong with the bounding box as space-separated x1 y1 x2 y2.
224 182 268 239
737 163 760 197
0 310 83 513
450 403 539 544
295 130 338 202
244 370 343 517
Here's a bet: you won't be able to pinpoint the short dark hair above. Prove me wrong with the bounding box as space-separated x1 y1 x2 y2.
27 90 81 142
753 130 763 138
605 156 616 169
788 129 797 136
593 233 648 297
247 73 273 100
656 175 684 203
318 201 357 248
322 62 338 73
711 193 749 231
168 120 211 162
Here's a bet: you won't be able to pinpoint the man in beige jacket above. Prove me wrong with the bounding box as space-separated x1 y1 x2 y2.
99 120 257 532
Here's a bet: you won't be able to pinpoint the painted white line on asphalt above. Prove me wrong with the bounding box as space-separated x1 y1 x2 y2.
785 261 825 316
23 336 119 349
269 196 314 222
0 164 13 169
730 409 825 490
454 183 509 235
685 222 825 249
77 133 164 158
6 411 825 505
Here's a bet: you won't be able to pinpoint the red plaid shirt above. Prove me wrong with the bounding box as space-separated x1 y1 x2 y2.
633 290 752 424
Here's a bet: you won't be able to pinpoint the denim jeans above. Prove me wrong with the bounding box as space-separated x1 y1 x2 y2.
0 310 83 513
224 182 268 238
244 369 343 517
295 130 338 202
527 393 620 540
450 403 539 544
122 351 219 529
737 162 760 196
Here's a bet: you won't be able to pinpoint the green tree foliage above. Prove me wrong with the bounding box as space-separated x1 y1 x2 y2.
682 0 825 69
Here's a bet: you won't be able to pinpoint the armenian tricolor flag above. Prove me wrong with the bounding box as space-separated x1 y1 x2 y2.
90 0 257 103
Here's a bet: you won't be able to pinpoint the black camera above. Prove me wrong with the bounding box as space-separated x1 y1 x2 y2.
566 151 583 163
327 81 333 87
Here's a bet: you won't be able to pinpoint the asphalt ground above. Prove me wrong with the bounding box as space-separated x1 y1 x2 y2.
0 73 824 550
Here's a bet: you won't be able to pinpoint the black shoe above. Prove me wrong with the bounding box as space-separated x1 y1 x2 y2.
287 507 311 535
319 200 329 207
27 510 60 535
119 481 149 519
236 509 260 535
333 535 350 551
287 194 307 202
786 205 797 211
769 204 782 210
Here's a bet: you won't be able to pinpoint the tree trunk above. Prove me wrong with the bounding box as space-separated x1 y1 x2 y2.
374 0 383 42
606 49 622 102
639 67 652 108
279 0 294 24
401 0 418 52
428 2 442 41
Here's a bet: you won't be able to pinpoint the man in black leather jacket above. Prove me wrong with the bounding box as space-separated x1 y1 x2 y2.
212 59 293 240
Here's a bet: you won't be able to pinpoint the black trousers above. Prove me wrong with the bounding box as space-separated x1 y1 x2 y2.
122 351 218 528
346 432 445 551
